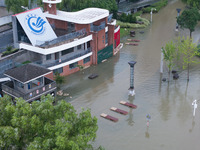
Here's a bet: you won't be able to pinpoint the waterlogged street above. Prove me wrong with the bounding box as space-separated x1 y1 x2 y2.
59 0 200 149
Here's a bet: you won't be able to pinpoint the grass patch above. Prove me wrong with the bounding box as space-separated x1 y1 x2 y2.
22 61 32 64
120 28 131 37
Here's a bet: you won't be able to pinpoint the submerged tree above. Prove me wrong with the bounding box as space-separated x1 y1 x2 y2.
177 8 200 38
54 72 65 85
0 95 98 149
179 36 199 81
162 40 177 81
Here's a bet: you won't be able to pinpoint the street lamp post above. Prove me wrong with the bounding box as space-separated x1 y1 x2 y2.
175 8 181 31
150 8 156 22
128 61 137 96
21 6 29 11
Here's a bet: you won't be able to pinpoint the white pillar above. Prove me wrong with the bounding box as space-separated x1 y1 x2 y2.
160 48 164 73
192 100 197 117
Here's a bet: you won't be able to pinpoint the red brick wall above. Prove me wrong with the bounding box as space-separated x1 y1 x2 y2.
108 24 114 47
97 29 106 51
91 32 98 64
93 18 107 25
47 18 55 26
59 56 92 76
44 3 57 15
75 24 90 33
55 20 67 30
45 72 54 80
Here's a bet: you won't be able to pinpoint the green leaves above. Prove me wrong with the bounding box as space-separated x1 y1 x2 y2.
0 95 98 149
162 36 199 81
162 40 177 79
177 8 200 38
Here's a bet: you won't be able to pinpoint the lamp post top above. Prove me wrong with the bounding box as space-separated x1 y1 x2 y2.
128 61 137 67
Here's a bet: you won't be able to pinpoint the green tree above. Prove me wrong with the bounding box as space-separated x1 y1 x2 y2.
179 36 199 81
182 0 200 9
177 8 200 38
54 72 65 85
162 40 177 81
0 95 98 149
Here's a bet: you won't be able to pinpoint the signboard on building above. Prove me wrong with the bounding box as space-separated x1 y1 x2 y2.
16 7 57 46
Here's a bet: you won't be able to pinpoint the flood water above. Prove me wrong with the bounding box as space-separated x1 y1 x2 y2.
59 0 200 149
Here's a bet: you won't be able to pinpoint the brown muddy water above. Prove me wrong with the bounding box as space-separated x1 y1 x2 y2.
59 0 200 149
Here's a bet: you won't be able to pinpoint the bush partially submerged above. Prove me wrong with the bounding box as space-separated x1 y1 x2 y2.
142 0 168 13
117 16 150 28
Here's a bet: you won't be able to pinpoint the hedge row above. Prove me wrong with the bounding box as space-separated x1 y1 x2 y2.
117 16 150 28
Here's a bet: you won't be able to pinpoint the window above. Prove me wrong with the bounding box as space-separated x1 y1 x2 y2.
53 67 63 74
87 41 90 48
18 82 24 89
27 77 43 90
46 54 51 60
61 48 74 56
84 57 90 64
69 62 78 69
77 44 82 50
105 32 108 44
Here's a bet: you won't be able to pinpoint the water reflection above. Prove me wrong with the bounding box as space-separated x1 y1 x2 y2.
126 95 135 126
145 127 150 138
189 117 195 133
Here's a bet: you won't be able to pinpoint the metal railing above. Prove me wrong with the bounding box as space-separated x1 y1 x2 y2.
0 59 13 75
35 48 92 68
90 21 105 32
2 78 56 101
37 28 87 47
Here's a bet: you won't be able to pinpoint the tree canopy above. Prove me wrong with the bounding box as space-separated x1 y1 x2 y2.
58 0 118 14
177 8 200 38
162 40 177 80
178 36 199 81
182 0 200 9
0 95 98 150
5 0 29 14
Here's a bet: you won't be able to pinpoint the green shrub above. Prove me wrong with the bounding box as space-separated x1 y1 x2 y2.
142 0 168 13
6 46 12 51
196 44 200 56
119 13 137 23
22 61 31 64
2 48 19 57
133 10 143 17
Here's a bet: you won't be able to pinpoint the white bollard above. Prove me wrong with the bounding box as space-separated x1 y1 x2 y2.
192 100 197 117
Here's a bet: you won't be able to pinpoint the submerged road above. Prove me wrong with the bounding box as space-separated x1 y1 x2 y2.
59 0 200 149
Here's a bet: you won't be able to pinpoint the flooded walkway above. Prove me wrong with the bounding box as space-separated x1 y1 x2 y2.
59 0 200 149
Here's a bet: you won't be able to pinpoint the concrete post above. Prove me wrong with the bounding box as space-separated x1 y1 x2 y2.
128 61 137 96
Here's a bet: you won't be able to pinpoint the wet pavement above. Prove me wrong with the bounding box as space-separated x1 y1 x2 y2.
58 0 200 149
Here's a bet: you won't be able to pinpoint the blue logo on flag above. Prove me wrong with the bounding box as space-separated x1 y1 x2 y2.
25 14 46 35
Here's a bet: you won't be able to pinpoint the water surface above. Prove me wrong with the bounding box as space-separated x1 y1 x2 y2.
59 0 200 149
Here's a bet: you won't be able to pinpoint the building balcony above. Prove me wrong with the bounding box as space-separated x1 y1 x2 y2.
90 21 105 32
2 77 56 102
19 29 92 55
36 48 92 70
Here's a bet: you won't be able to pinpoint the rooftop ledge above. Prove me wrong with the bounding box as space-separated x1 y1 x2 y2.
44 8 109 24
19 34 93 55
42 0 62 4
